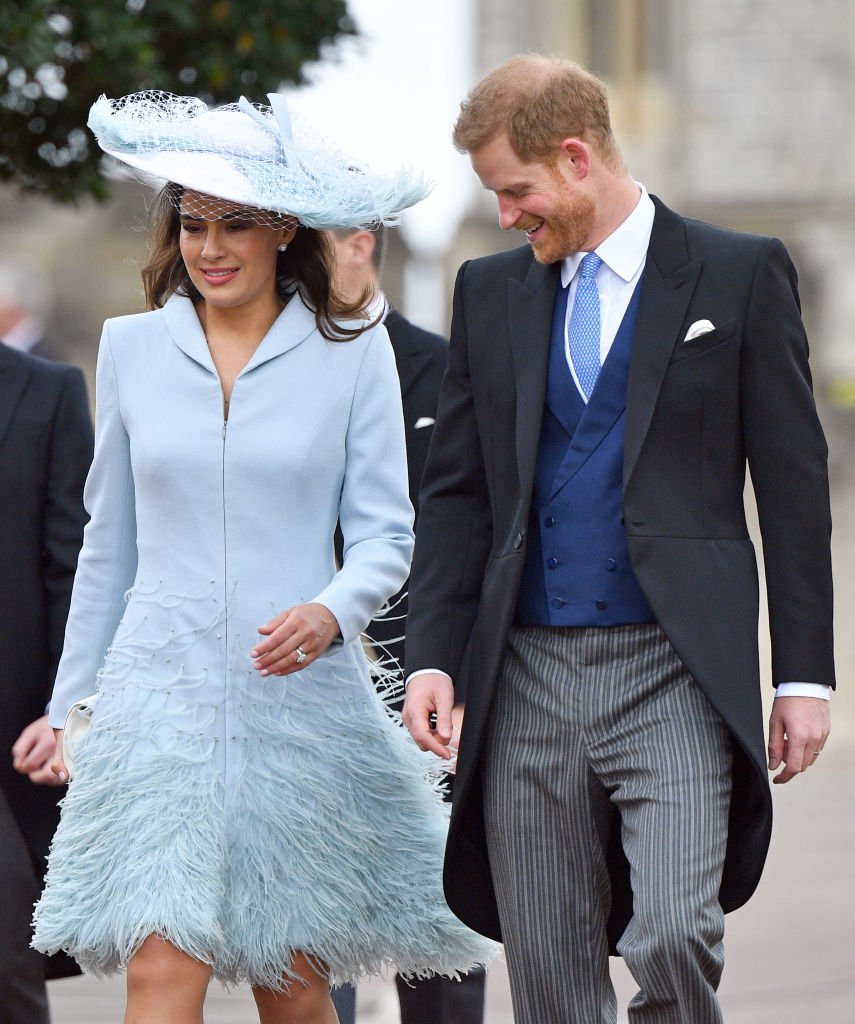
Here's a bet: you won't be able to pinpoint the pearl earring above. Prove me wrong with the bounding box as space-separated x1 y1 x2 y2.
278 243 288 252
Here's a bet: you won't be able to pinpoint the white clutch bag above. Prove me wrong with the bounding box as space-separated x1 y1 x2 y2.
62 693 99 778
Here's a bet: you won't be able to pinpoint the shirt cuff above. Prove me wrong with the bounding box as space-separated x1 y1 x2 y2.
405 668 453 689
775 682 831 700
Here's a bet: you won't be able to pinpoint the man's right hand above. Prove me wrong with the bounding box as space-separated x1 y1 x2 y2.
402 672 456 759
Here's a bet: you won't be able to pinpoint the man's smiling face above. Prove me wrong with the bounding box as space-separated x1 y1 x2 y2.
470 132 596 264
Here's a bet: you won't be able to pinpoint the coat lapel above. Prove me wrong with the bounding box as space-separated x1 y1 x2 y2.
624 198 703 487
507 258 561 495
396 350 422 403
241 291 319 373
0 345 30 447
161 295 216 372
384 313 422 403
161 291 318 376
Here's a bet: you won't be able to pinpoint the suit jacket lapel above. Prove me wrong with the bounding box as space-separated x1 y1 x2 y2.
507 258 560 495
384 312 421 402
624 198 703 487
0 346 30 447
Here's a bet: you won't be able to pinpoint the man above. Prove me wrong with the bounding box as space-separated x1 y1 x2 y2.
329 227 448 671
328 227 486 1024
1 319 93 1020
0 257 56 359
403 56 834 1024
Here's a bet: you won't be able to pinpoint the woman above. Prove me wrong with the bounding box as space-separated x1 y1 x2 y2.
32 92 492 1024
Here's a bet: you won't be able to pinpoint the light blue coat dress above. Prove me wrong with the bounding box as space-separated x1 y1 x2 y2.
33 293 492 988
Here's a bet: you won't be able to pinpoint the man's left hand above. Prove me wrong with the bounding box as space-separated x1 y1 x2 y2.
768 696 830 784
11 714 63 786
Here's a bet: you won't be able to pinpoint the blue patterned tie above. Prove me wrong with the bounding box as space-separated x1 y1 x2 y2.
567 252 603 400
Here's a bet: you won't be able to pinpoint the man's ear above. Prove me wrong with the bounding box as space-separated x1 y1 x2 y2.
558 138 591 180
348 230 377 268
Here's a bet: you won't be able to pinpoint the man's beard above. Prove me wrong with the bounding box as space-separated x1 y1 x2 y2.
529 187 597 265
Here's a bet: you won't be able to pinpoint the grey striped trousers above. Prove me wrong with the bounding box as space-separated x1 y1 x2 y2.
482 624 732 1024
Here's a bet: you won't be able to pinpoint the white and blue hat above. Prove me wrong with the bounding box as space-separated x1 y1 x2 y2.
87 90 430 229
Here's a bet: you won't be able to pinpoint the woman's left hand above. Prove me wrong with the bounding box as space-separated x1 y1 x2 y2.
251 603 341 676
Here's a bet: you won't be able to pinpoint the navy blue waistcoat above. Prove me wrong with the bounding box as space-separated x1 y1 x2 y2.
515 277 656 626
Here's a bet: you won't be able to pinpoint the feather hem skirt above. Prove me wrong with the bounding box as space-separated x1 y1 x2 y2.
32 634 495 989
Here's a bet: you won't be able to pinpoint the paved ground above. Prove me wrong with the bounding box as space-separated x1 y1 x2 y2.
46 414 855 1023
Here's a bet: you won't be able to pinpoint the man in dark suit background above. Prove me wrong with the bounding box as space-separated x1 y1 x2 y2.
1 286 93 1021
328 227 486 1024
403 56 834 1024
329 227 449 674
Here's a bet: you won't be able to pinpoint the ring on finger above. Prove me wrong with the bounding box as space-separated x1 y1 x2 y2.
294 645 307 665
812 748 822 759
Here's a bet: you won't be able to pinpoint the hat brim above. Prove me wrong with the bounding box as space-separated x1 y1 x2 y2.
90 92 431 228
103 148 291 215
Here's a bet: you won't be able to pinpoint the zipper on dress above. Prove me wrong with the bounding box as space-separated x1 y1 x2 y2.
222 419 229 651
221 417 229 696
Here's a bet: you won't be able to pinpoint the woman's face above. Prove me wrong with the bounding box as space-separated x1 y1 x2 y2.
178 191 297 312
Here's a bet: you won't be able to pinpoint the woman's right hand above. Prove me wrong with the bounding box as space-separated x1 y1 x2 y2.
51 728 69 783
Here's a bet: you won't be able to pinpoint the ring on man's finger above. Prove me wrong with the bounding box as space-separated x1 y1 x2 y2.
294 646 307 665
811 748 822 759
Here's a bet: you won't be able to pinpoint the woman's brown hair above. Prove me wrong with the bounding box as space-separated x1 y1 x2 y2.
141 184 372 341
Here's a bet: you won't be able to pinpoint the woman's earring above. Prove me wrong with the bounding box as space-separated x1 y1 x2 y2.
278 243 288 252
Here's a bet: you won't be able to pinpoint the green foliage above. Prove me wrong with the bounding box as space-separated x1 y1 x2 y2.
0 0 355 202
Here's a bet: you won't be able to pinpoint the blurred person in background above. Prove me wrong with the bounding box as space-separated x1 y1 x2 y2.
1 263 92 1022
0 257 57 359
328 226 486 1024
404 55 834 1024
329 226 446 672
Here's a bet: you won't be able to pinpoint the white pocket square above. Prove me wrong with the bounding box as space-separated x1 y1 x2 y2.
683 319 716 342
414 416 435 429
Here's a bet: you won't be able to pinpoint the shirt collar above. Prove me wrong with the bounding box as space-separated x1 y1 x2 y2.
368 290 390 324
560 183 655 287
